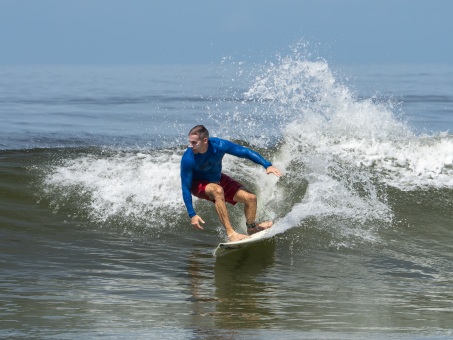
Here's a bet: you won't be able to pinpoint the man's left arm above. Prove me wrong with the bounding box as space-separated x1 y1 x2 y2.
223 139 282 176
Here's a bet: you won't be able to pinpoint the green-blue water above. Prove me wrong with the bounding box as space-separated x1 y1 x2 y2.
1 59 453 339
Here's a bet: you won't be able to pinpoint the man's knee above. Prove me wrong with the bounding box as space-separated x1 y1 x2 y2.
248 192 257 204
240 190 257 205
207 184 225 200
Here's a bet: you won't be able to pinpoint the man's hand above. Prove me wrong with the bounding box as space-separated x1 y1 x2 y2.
266 165 282 177
191 215 205 230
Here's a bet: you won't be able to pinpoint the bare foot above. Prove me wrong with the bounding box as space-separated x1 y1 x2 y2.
247 221 273 235
228 231 250 242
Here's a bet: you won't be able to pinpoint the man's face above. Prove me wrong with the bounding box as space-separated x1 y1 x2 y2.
188 134 208 154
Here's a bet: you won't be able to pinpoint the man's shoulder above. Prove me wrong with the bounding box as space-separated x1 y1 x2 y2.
209 137 222 144
209 137 232 150
181 148 194 163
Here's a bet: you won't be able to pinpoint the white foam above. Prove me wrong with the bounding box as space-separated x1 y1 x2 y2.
44 150 184 226
42 52 453 248
243 52 453 246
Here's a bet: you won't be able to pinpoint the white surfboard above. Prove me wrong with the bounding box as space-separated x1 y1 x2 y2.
214 227 272 257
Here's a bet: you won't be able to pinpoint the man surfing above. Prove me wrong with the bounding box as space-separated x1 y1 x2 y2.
180 125 282 242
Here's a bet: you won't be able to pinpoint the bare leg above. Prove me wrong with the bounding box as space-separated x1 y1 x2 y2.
233 188 257 225
234 188 273 235
205 183 249 242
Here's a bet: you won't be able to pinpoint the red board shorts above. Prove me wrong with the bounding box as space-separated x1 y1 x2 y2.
191 173 243 206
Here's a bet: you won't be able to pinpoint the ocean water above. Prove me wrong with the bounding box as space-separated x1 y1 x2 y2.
1 54 453 339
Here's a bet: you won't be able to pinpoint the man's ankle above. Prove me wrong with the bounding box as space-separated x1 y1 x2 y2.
246 222 256 229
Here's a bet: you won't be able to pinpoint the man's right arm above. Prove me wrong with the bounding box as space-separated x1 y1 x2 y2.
180 155 196 218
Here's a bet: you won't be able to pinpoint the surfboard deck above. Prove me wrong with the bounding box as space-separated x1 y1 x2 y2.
214 227 272 257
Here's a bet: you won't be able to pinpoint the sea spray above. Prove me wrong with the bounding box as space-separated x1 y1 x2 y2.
43 149 185 232
41 52 453 247
242 52 453 246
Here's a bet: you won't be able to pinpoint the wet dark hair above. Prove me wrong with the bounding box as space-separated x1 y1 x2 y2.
188 125 209 140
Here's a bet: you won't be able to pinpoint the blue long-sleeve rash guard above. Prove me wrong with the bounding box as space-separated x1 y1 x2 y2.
180 137 272 218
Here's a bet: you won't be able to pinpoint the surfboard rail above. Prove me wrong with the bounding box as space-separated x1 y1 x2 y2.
214 228 272 257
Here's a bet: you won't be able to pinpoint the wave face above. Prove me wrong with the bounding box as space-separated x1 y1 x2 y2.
34 55 452 251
